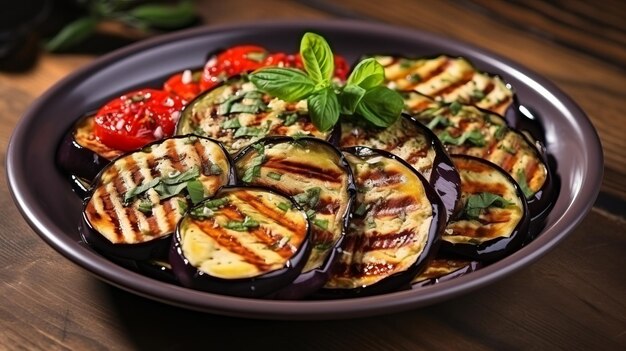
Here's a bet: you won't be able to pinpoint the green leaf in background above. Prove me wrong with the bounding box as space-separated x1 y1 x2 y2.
300 32 334 85
346 58 385 89
249 68 316 101
45 17 98 52
355 86 404 127
308 87 340 132
129 1 196 29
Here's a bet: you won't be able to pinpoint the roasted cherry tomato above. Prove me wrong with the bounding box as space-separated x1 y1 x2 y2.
94 89 184 152
163 70 202 102
200 45 269 90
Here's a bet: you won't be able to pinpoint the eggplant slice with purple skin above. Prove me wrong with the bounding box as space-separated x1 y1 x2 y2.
170 186 311 298
442 155 530 262
406 92 554 223
372 54 516 118
319 147 444 297
81 135 234 261
411 258 481 288
340 113 460 221
234 136 355 299
56 112 125 193
175 75 340 155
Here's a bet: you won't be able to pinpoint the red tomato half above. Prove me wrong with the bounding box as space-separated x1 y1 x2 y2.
163 70 202 102
200 45 269 90
94 89 184 152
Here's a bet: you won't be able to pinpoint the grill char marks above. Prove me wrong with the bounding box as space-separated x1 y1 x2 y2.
323 148 437 293
263 157 343 183
83 136 231 251
377 55 514 116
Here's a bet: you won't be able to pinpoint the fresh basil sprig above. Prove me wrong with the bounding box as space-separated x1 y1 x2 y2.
249 33 403 131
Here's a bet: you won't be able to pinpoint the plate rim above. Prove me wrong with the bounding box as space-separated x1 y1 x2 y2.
6 19 603 320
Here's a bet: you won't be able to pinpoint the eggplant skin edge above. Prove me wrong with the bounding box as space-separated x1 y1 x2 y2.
168 186 313 298
314 146 445 298
233 136 358 300
440 155 531 262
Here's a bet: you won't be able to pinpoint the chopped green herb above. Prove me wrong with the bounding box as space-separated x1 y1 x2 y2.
177 200 188 215
277 202 291 212
463 192 513 220
294 187 321 209
162 167 200 185
267 172 283 180
186 179 205 205
471 89 485 100
229 101 266 114
313 218 329 230
494 125 508 140
137 201 153 214
499 144 516 154
398 58 413 69
280 113 299 126
234 125 267 138
193 127 207 136
516 169 534 198
224 216 260 231
305 209 317 220
449 101 462 115
426 115 450 130
216 94 245 116
190 205 214 219
222 118 241 129
207 163 223 175
366 218 376 229
438 130 486 147
241 150 266 183
407 73 422 83
204 197 230 209
291 131 309 141
124 177 161 203
354 203 368 216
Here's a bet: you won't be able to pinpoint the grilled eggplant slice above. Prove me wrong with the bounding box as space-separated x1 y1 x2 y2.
234 137 355 298
170 186 311 297
321 147 443 296
406 92 553 221
81 135 234 260
442 155 530 261
56 113 123 184
340 114 460 221
373 55 515 116
175 76 339 154
411 258 480 288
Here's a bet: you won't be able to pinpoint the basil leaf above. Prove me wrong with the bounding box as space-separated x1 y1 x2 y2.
340 84 366 114
46 17 98 52
124 177 161 203
300 32 334 84
229 101 266 114
355 86 403 128
464 192 513 220
186 180 205 205
154 182 188 200
346 58 385 90
308 87 340 132
224 216 259 231
249 68 316 102
162 168 199 185
516 169 534 198
203 197 230 210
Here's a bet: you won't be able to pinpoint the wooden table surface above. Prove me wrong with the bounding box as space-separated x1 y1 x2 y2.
1 0 625 349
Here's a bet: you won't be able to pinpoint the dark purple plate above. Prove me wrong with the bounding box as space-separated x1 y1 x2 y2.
6 20 602 320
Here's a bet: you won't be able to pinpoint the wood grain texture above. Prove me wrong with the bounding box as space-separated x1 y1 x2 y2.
1 0 625 349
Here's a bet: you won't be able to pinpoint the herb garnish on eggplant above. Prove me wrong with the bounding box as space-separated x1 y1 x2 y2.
175 76 339 154
81 135 234 260
170 186 311 297
234 136 355 298
407 92 553 221
373 54 515 117
440 155 530 261
340 113 460 221
320 147 443 296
